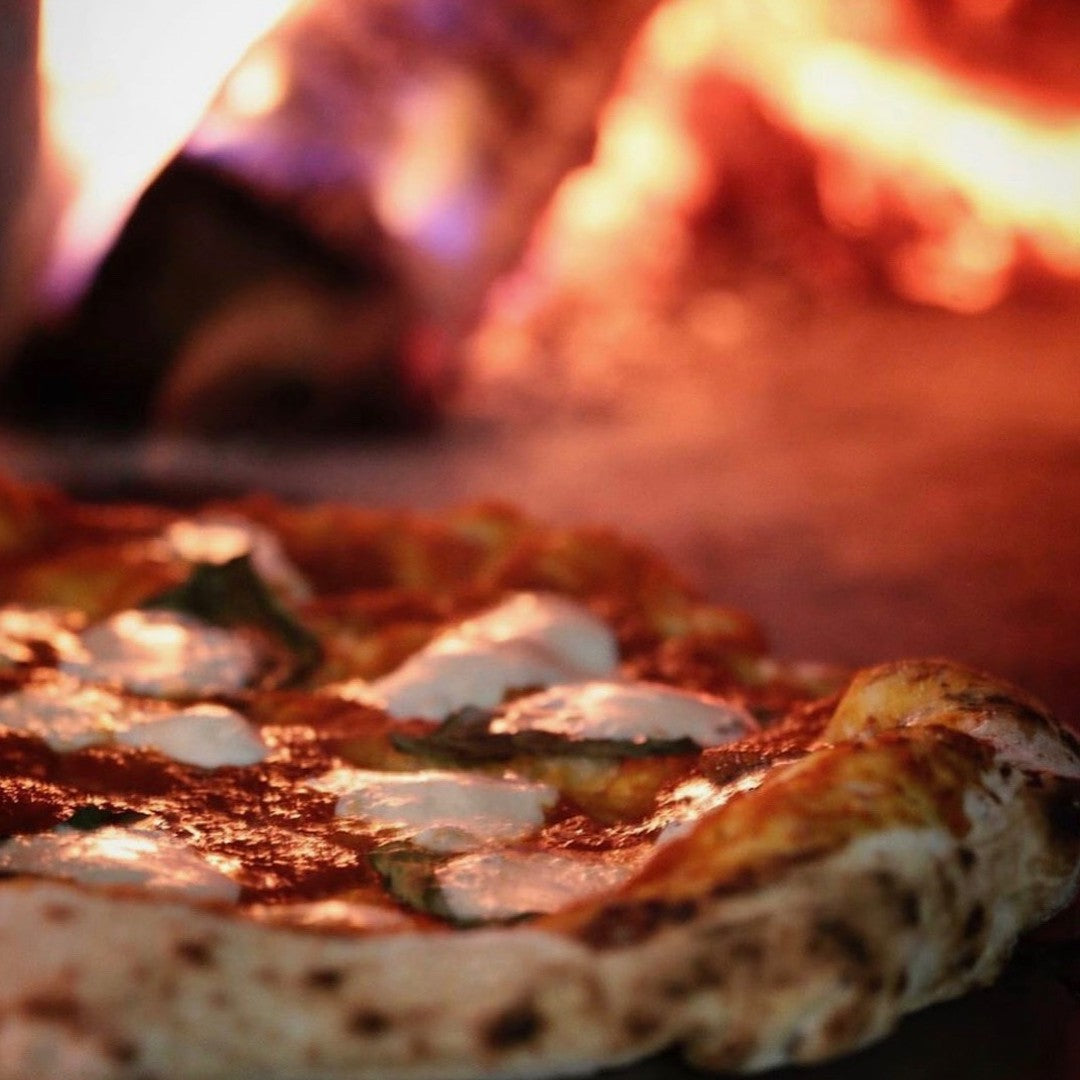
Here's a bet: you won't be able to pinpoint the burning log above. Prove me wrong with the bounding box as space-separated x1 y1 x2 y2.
1 0 659 436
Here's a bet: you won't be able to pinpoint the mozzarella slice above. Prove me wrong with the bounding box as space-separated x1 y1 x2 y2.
114 704 268 768
164 517 311 602
0 826 240 903
436 849 647 922
490 681 756 746
61 609 260 697
0 675 267 767
0 676 138 751
0 605 85 666
322 768 558 852
337 593 619 721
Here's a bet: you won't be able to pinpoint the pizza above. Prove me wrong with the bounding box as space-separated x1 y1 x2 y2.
0 470 1076 1080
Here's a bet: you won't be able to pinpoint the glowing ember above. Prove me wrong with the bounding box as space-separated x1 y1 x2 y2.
39 0 302 304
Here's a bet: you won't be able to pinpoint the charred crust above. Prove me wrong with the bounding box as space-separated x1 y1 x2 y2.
953 947 980 973
962 904 986 941
704 1034 756 1068
20 994 80 1022
623 1011 661 1040
872 870 921 927
957 846 977 871
578 898 698 948
348 1008 391 1037
1042 782 1080 849
175 939 215 967
891 969 909 996
106 1038 138 1065
899 890 921 926
304 967 344 991
42 902 75 922
483 1002 544 1050
708 867 760 899
1060 727 1080 758
823 1001 872 1046
810 919 872 970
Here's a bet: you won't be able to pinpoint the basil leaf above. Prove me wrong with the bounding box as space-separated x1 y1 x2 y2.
391 706 699 763
143 553 321 686
64 806 148 831
368 848 457 922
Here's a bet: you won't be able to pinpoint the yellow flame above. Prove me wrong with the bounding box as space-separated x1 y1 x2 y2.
536 0 1080 311
39 0 302 301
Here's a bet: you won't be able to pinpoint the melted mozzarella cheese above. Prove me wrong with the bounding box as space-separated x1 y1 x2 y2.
323 768 558 852
0 605 85 666
490 681 756 746
114 704 268 768
338 592 619 721
0 676 134 751
61 609 260 697
164 517 311 602
0 675 267 767
436 849 647 922
0 826 240 902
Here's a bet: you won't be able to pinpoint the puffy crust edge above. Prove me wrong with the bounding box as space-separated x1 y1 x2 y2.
0 660 1076 1079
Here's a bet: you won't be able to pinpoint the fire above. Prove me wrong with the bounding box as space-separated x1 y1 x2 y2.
527 0 1080 313
36 0 1080 317
39 0 302 303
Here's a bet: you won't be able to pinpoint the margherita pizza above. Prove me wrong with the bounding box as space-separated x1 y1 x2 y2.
0 472 1076 1079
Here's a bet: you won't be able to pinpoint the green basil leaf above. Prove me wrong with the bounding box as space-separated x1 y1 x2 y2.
391 706 699 763
142 553 322 686
368 848 457 921
64 806 148 831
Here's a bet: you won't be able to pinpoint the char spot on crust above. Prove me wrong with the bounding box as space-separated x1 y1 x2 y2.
953 947 980 973
175 939 215 967
810 919 872 970
892 969 909 996
579 899 698 948
872 871 921 928
623 1012 662 1040
484 1002 545 1050
106 1038 138 1065
305 967 344 991
823 1001 873 1046
702 1034 756 1069
957 846 977 871
709 868 760 899
42 903 75 923
899 890 921 927
1043 782 1080 849
348 1008 391 1037
20 995 80 1022
962 904 986 941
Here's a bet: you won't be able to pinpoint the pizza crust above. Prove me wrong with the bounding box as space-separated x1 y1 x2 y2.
0 662 1076 1080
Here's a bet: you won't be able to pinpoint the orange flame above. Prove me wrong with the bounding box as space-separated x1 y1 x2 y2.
531 0 1080 312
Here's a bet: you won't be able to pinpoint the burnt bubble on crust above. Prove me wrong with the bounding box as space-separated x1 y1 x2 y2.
577 898 699 948
483 1001 546 1050
348 1008 392 1038
174 938 216 967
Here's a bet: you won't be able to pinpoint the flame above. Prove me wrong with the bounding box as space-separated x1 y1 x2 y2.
39 0 302 303
528 0 1080 312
